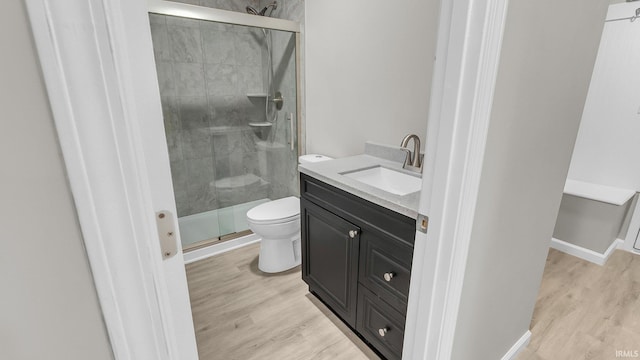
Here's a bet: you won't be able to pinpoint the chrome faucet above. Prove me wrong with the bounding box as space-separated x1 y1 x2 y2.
400 134 422 172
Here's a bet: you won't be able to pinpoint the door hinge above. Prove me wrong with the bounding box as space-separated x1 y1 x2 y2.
156 210 178 259
416 214 429 234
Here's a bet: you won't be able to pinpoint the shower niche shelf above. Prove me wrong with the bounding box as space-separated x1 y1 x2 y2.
247 92 284 110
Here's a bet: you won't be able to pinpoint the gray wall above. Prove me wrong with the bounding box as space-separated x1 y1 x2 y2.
304 0 439 158
451 0 610 359
554 195 631 254
0 2 113 360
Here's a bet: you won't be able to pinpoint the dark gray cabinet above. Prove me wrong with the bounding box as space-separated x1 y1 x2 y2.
300 174 415 360
301 198 360 327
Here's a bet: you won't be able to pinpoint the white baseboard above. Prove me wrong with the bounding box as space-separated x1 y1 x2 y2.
501 330 531 360
550 237 623 266
619 236 640 255
183 233 260 264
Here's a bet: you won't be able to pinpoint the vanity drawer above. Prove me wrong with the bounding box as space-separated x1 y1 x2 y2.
356 286 405 360
359 230 413 314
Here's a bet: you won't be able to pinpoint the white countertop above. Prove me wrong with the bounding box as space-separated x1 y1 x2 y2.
298 154 421 219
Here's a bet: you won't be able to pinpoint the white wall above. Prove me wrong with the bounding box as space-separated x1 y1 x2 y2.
568 2 640 191
451 0 610 358
304 0 439 158
0 2 113 359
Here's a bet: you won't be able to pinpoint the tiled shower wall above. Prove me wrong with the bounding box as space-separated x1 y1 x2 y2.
150 0 303 218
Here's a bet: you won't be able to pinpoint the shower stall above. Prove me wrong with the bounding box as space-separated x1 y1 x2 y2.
148 1 301 251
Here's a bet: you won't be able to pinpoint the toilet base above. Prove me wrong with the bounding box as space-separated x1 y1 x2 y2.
258 235 301 273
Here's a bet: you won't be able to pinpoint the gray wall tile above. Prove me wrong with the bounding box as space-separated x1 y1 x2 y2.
185 157 214 186
209 95 240 126
237 65 263 94
155 61 175 97
235 33 262 67
166 131 184 162
173 63 206 96
149 13 166 26
179 96 209 129
149 21 172 62
167 25 203 63
205 63 237 96
168 0 200 5
202 28 236 64
181 128 212 159
161 96 181 132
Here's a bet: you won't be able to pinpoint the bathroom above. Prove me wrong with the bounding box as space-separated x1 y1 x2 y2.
150 0 640 358
12 0 640 359
147 0 434 358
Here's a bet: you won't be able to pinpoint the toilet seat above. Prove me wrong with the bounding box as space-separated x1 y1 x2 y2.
246 196 300 225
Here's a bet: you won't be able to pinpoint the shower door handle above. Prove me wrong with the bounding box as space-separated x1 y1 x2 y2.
289 113 295 151
156 210 178 259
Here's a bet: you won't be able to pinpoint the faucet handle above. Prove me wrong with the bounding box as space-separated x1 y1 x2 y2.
400 148 413 166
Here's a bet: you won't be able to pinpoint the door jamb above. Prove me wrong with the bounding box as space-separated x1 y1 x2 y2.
402 0 509 358
24 0 196 358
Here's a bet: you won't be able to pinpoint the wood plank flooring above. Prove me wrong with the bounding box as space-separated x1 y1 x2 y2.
185 243 380 360
518 249 640 360
186 244 640 360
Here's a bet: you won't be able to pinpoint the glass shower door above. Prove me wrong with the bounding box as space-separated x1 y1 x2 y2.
149 13 299 250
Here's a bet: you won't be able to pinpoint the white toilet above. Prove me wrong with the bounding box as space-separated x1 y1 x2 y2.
246 154 332 273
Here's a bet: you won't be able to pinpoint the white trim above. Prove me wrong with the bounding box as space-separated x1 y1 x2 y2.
563 179 635 206
622 196 640 253
148 0 300 33
24 0 197 358
500 331 531 360
183 234 261 264
402 0 510 358
550 237 623 266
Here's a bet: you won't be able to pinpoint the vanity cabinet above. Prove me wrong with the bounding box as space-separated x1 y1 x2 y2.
300 173 415 360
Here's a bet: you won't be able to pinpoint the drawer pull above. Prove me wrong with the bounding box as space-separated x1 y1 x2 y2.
383 272 395 282
348 230 358 238
378 327 389 337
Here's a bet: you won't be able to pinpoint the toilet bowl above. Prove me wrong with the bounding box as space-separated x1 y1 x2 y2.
247 196 301 273
246 154 332 273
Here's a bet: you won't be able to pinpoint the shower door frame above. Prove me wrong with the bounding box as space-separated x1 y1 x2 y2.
149 0 304 249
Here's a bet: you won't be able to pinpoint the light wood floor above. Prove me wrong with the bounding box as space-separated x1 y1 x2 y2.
186 244 640 360
185 243 380 360
518 249 640 360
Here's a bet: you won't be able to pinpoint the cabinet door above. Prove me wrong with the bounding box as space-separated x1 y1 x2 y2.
301 198 360 327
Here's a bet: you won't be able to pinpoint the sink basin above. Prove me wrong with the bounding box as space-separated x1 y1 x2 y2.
341 166 421 196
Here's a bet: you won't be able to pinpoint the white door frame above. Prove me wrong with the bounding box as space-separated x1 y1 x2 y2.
623 198 640 253
25 0 197 359
25 0 509 359
403 0 509 358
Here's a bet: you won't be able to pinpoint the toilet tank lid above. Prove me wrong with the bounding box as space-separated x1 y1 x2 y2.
247 196 300 222
299 154 333 164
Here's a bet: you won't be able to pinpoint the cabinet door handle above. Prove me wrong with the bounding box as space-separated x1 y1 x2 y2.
348 230 358 238
383 272 395 282
378 327 389 337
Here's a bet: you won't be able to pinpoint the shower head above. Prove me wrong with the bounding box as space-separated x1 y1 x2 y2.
245 6 259 15
246 1 278 16
259 1 278 16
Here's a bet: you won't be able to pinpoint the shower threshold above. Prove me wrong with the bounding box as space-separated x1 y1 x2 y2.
178 198 270 251
183 229 253 253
